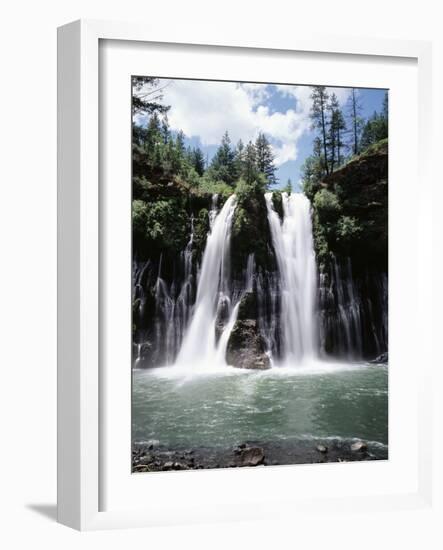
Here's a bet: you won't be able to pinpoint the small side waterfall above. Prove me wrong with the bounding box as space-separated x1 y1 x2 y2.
175 195 238 368
319 256 388 360
265 192 317 364
255 270 279 360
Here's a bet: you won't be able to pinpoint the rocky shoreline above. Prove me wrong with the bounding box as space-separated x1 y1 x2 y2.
132 439 388 473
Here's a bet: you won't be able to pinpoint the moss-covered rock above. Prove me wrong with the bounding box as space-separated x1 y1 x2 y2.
230 181 276 276
271 191 283 221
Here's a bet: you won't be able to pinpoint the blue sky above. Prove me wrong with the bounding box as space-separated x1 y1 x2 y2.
136 79 386 189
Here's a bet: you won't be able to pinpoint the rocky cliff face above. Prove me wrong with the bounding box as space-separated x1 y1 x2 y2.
308 140 388 360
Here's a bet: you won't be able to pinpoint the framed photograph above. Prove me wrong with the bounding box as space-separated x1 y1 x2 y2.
57 19 433 530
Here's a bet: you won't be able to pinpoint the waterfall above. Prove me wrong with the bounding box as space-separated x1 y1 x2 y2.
134 188 387 369
175 195 237 369
333 257 363 358
256 269 280 361
264 192 317 364
319 257 388 360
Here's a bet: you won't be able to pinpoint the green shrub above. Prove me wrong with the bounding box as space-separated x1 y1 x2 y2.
197 174 232 197
313 189 341 223
336 215 362 243
314 188 340 211
132 199 148 236
234 174 267 204
142 199 189 252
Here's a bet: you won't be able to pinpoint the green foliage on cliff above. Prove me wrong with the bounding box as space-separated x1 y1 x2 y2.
231 175 275 274
132 198 189 255
308 139 388 270
132 199 148 238
235 175 267 202
197 175 232 198
336 215 363 243
313 189 341 221
193 208 210 253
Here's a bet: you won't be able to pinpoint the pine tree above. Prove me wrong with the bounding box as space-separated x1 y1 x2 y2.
161 115 170 144
382 91 388 120
334 108 346 166
312 136 327 176
210 131 237 186
176 130 186 154
310 86 330 175
147 113 163 169
381 91 388 138
327 93 346 170
255 132 277 186
234 139 245 179
347 88 363 156
360 110 388 150
132 76 170 116
242 141 258 184
190 147 205 176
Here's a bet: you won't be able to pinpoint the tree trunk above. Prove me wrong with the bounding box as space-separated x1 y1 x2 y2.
337 127 341 166
320 95 329 175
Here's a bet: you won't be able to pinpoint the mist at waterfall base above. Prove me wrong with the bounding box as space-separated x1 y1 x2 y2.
132 192 388 463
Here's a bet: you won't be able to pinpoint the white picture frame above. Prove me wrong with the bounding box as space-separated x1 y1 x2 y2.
57 19 433 531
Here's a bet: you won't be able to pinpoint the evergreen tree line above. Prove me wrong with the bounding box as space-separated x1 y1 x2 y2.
133 103 278 197
303 86 388 185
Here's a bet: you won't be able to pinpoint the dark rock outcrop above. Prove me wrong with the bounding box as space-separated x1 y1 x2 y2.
226 293 270 369
226 319 270 370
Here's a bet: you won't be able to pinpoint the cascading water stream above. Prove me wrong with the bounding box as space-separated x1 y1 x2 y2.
175 194 237 369
265 192 317 364
135 191 386 370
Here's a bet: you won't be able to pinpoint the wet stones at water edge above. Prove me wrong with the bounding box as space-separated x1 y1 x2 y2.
132 439 382 472
316 440 369 455
231 444 265 466
132 448 195 472
350 440 368 452
370 352 388 364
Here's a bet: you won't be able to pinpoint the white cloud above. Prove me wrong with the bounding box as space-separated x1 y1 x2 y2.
139 80 353 167
275 84 312 116
157 80 313 166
